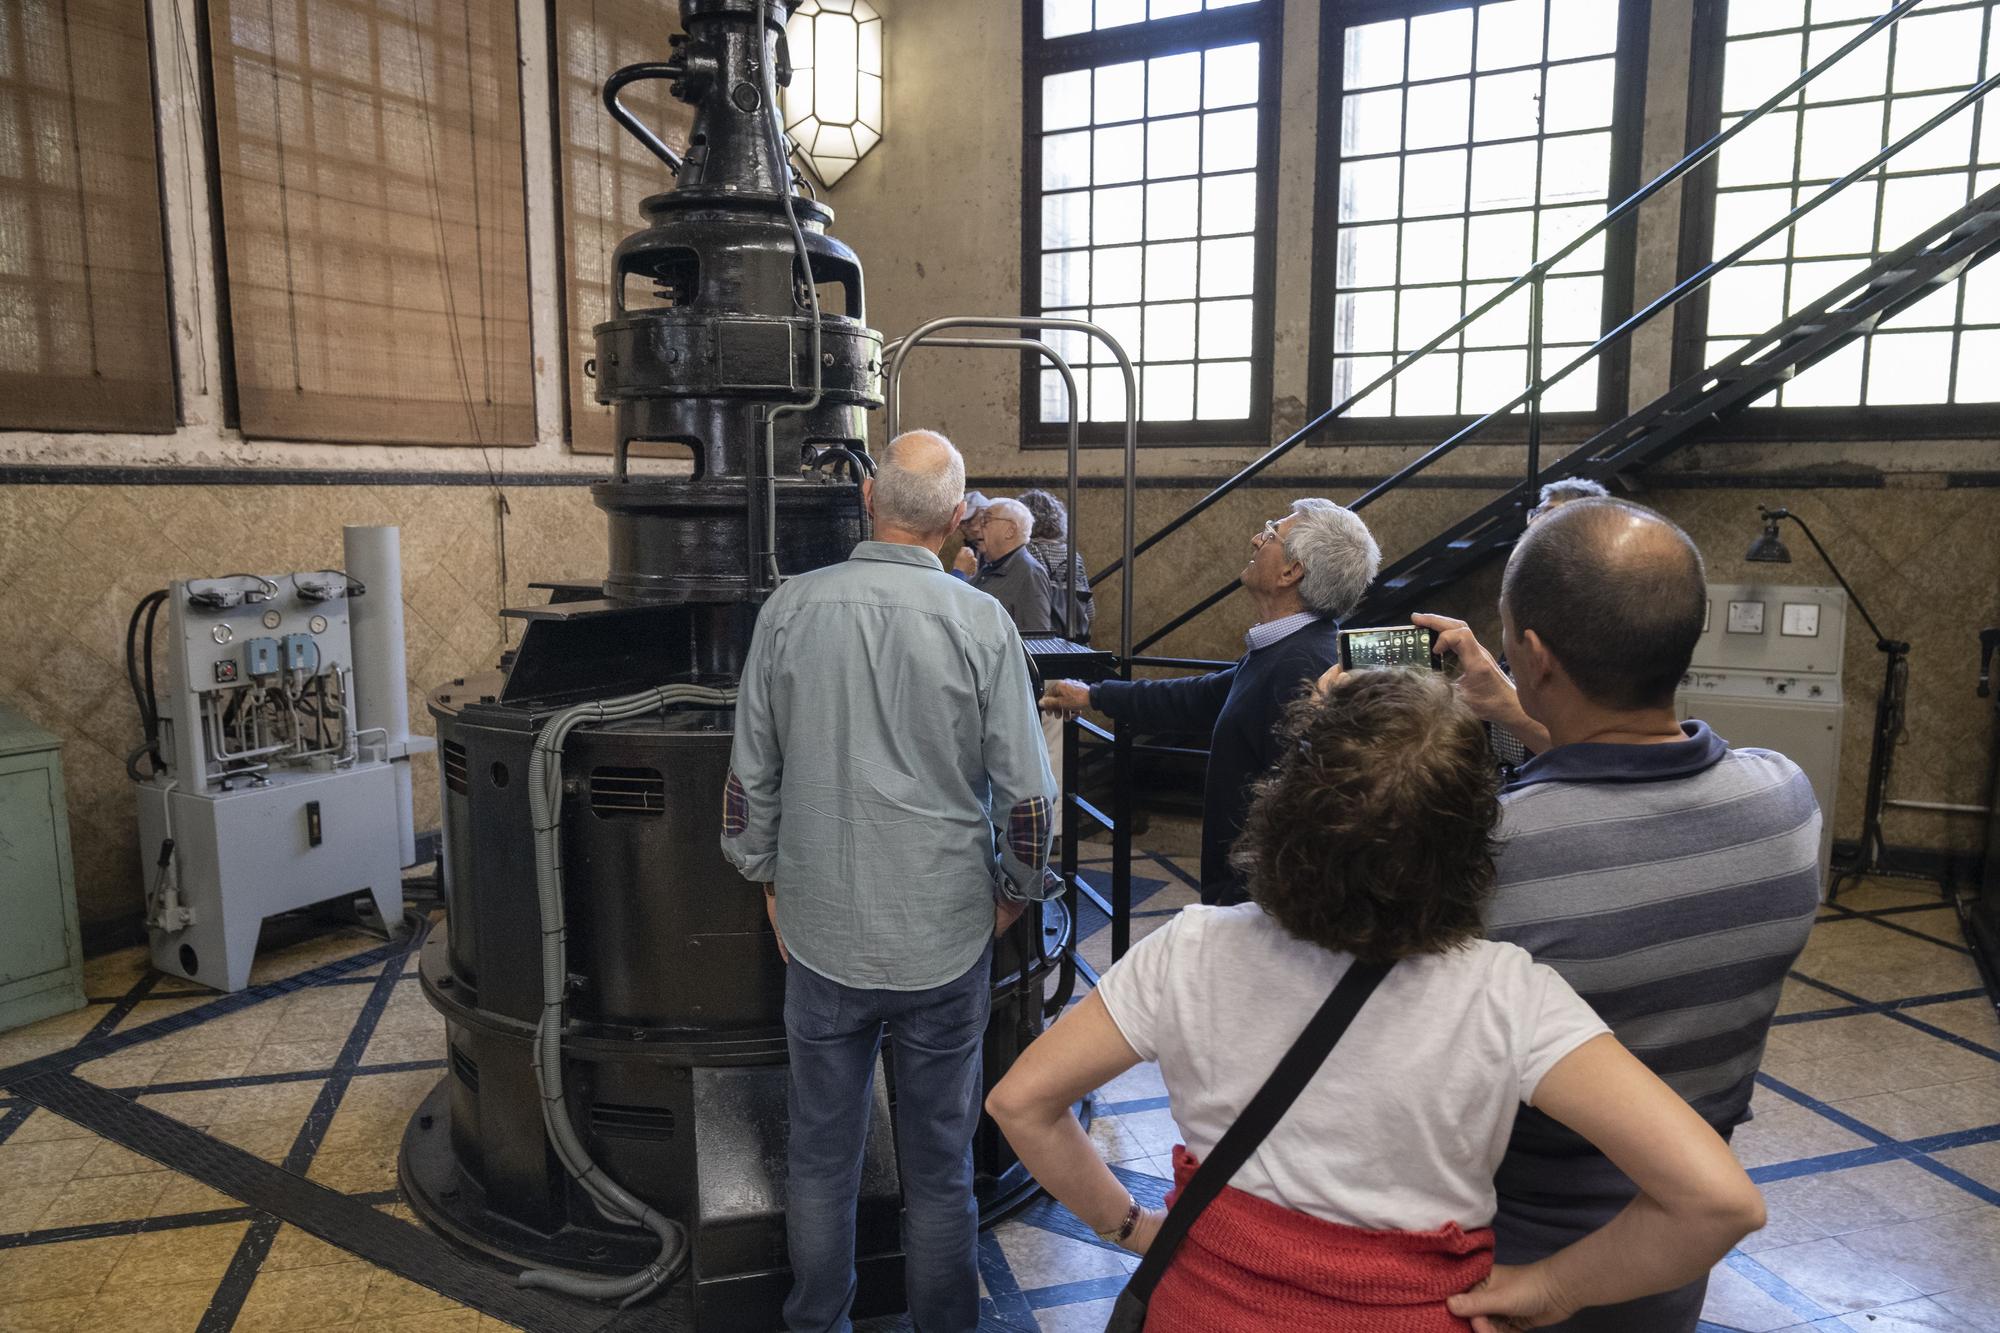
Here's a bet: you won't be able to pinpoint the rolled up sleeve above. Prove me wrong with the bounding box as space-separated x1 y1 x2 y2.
984 635 1060 902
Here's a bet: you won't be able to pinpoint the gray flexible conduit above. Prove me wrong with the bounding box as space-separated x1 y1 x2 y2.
517 683 738 1306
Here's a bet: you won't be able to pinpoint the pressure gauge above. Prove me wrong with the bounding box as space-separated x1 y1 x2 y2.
1780 603 1820 638
309 614 328 634
211 623 234 644
263 609 283 629
1726 600 1765 635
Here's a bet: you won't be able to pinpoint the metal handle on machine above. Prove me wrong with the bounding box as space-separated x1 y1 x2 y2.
603 63 685 174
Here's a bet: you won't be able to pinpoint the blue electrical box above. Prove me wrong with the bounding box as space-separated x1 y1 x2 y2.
282 633 318 672
245 638 280 676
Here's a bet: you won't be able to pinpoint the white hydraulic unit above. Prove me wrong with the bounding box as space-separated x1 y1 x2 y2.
1676 582 1847 885
132 526 433 991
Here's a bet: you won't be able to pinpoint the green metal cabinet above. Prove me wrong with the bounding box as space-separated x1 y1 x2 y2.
0 702 85 1033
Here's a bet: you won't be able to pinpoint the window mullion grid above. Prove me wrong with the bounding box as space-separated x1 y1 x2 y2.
1192 62 1207 418
1457 1 1481 416
1139 54 1151 422
1947 2 1996 404
1863 2 1900 407
1774 8 1813 407
1392 34 1411 414
1527 0 1552 417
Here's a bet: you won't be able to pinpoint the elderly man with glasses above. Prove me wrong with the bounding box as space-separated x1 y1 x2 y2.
1041 499 1380 906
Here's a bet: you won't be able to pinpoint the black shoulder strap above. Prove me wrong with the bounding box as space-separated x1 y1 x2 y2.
1122 958 1392 1302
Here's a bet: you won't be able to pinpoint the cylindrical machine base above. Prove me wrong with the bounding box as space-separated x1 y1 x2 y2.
409 688 1078 1330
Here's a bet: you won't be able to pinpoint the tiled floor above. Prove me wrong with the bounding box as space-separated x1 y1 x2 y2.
2 847 1997 1332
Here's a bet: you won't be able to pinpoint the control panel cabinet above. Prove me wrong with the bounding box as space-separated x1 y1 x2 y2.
0 702 85 1034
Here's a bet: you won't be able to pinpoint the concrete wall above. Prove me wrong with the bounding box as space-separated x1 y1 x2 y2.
4 0 1996 932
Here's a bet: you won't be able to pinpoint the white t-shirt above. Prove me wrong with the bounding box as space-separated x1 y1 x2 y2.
1094 904 1609 1232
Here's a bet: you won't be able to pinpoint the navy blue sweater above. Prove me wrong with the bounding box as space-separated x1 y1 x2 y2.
1090 620 1339 905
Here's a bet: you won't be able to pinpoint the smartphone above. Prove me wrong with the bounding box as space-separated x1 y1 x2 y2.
1339 625 1440 671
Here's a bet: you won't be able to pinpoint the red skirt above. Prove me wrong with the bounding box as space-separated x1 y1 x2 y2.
1145 1146 1494 1333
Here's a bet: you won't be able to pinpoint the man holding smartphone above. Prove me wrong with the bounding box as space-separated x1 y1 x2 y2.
1040 499 1379 906
1318 499 1819 1333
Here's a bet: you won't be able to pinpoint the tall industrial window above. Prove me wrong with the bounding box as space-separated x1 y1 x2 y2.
1308 0 1648 426
1024 1 1283 443
0 0 177 433
1686 0 2000 414
555 0 692 455
205 0 535 446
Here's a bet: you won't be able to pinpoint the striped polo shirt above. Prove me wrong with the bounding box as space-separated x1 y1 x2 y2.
1485 721 1823 1239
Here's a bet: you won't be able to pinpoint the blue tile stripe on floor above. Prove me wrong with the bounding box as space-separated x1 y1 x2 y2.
1721 1251 1836 1323
1771 985 1989 1027
1820 901 1975 955
199 925 422 1329
1786 971 2000 1063
1753 1072 2000 1209
0 937 403 1088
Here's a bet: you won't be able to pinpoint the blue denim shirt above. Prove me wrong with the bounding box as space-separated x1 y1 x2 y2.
722 541 1059 990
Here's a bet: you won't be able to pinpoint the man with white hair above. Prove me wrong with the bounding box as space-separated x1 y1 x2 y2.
969 497 1059 635
723 430 1058 1333
1042 499 1380 905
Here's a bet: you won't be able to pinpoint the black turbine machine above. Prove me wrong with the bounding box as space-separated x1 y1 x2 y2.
398 2 1075 1325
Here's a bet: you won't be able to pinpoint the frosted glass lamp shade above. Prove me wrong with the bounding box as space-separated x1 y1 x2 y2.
784 0 883 187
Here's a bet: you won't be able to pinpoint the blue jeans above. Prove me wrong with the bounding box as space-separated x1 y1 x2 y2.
783 946 992 1333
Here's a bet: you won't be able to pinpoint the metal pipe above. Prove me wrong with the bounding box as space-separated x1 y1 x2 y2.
758 48 822 591
345 525 416 863
1885 799 1992 815
1090 0 1934 587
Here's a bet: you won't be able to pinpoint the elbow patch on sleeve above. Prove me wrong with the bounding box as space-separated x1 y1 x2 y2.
1007 795 1052 863
723 770 749 836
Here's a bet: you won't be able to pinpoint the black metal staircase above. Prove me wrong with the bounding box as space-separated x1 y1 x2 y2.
1352 183 2000 624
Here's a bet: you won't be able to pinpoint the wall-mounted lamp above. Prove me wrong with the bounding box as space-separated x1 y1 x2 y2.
1748 504 1925 899
783 0 883 188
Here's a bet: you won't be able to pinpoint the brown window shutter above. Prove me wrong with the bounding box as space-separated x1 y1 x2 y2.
0 0 177 433
206 0 535 446
553 0 690 456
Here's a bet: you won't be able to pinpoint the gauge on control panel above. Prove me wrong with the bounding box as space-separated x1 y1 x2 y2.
309 614 329 634
1780 602 1820 638
262 609 283 629
1726 600 1766 635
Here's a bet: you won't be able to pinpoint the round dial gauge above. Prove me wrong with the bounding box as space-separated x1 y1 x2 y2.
309 615 328 634
262 609 283 629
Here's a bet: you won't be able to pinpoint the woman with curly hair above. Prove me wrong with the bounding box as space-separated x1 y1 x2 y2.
988 668 1764 1331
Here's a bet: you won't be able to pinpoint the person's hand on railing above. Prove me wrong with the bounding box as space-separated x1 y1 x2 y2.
1041 680 1091 715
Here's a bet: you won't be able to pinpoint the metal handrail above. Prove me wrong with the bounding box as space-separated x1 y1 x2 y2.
886 317 1139 659
883 333 1083 638
1133 36 2000 653
1090 0 1932 591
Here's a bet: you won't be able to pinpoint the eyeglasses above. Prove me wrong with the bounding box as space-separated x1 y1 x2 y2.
1256 518 1283 545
